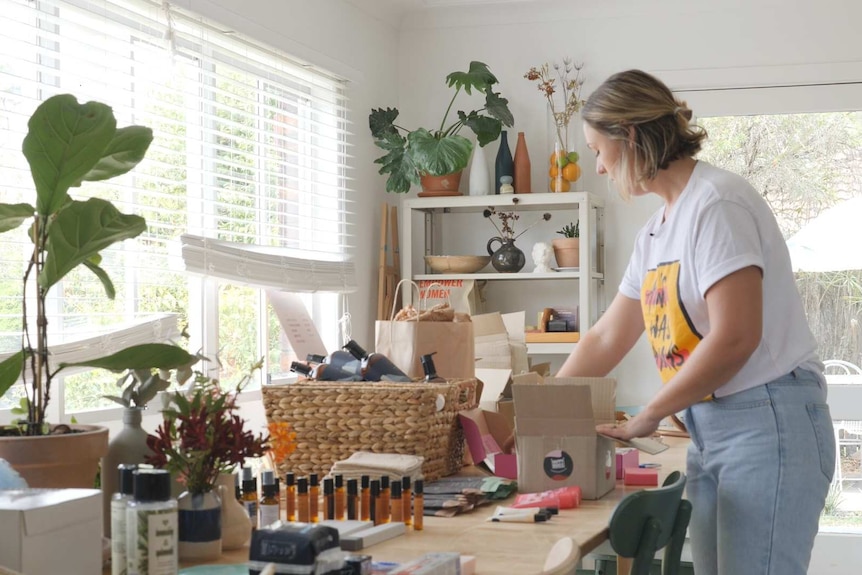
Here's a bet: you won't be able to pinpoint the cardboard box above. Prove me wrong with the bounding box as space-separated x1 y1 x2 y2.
459 408 517 479
0 488 102 575
512 374 616 499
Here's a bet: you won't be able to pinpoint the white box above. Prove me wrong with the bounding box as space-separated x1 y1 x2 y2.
0 488 102 575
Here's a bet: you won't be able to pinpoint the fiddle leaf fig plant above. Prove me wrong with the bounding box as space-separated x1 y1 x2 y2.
0 94 197 435
369 61 515 194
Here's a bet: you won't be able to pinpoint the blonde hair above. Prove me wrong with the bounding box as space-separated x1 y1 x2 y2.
581 69 707 198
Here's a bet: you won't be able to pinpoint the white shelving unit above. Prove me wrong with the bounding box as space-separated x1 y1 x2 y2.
401 191 606 356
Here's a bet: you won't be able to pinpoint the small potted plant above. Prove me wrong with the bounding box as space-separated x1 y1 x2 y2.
369 61 514 195
553 221 580 269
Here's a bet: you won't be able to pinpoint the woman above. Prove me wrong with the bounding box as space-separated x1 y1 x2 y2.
561 69 835 575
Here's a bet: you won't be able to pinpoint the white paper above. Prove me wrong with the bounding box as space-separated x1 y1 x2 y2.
476 368 512 411
267 290 328 359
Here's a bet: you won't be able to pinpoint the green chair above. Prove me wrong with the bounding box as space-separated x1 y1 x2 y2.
608 471 692 575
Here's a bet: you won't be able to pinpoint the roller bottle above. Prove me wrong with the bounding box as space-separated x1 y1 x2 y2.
297 477 310 522
390 480 403 523
335 474 346 520
309 473 320 523
343 340 411 382
413 479 424 531
323 477 335 520
346 478 358 520
285 472 297 521
402 476 412 526
360 475 371 521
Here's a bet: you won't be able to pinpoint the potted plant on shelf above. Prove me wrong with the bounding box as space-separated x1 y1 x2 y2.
0 94 196 488
553 221 580 269
369 61 514 195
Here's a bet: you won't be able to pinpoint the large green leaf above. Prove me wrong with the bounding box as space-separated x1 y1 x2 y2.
369 107 400 139
22 95 117 215
408 129 472 176
0 203 34 234
0 351 24 399
372 131 420 194
60 343 196 372
484 90 514 128
459 112 503 148
445 61 497 96
76 126 154 184
39 198 146 290
82 260 116 299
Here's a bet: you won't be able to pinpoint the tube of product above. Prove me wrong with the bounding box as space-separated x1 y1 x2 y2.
488 506 550 523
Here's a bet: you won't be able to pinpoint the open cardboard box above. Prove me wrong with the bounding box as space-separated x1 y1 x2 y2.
459 408 517 479
512 373 616 499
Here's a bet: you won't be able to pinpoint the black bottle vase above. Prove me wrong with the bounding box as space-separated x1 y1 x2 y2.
494 131 514 195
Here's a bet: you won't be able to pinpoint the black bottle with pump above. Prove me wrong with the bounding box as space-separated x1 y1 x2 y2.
307 351 363 378
420 352 446 383
342 340 412 382
290 360 361 382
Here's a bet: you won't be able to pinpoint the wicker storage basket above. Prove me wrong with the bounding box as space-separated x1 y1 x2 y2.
262 378 478 481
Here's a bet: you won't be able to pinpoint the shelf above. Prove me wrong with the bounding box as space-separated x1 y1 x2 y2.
525 332 580 343
404 191 604 213
526 342 577 355
414 271 604 281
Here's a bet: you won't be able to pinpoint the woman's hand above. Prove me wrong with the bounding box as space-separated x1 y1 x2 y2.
595 411 662 441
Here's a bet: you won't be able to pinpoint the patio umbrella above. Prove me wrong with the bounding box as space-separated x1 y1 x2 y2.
786 197 862 272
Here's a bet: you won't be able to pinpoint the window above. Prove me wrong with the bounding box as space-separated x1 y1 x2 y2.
687 83 862 533
0 0 352 420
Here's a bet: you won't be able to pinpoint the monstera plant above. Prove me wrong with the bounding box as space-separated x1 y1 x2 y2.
369 61 514 194
0 94 195 437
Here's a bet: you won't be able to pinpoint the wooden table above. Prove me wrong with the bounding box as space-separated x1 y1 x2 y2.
349 437 687 574
155 437 689 575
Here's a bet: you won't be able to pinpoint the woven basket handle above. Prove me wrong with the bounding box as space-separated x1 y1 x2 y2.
451 378 479 411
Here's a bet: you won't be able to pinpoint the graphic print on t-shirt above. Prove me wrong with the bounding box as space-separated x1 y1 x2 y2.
641 260 703 383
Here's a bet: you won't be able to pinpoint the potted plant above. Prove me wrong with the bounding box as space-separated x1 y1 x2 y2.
146 359 269 560
0 94 196 488
553 221 580 269
369 61 514 195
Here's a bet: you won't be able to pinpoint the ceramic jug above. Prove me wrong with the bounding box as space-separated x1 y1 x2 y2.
487 237 526 273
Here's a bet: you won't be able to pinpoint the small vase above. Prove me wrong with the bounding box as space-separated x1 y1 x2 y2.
178 489 223 561
494 130 513 195
487 237 526 273
101 407 151 539
216 472 252 550
513 132 531 194
468 144 491 196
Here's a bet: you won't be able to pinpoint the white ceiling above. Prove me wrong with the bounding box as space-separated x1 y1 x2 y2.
344 0 542 24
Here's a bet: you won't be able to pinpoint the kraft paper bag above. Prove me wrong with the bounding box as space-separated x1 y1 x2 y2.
375 319 475 380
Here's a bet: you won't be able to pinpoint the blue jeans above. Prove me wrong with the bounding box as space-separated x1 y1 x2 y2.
684 369 835 575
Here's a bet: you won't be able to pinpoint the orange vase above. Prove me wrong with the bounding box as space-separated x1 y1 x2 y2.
513 132 531 194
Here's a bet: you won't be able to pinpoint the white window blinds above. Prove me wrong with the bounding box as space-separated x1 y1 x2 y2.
0 0 353 407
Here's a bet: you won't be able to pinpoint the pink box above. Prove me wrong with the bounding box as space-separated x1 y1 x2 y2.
624 467 658 486
616 448 639 479
459 408 517 479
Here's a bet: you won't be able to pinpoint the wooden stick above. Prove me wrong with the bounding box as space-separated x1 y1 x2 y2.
377 203 389 320
390 205 401 312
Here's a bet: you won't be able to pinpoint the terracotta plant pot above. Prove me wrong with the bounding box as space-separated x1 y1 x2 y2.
552 237 580 269
418 171 463 197
0 424 108 488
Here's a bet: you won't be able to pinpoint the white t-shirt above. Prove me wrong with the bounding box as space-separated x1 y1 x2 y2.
620 161 823 397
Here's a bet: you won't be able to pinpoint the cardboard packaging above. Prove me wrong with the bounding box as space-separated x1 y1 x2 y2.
616 448 640 480
512 374 616 499
459 408 517 479
0 488 102 575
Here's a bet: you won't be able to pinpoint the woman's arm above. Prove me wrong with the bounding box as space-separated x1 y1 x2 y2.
557 292 645 377
598 265 763 439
